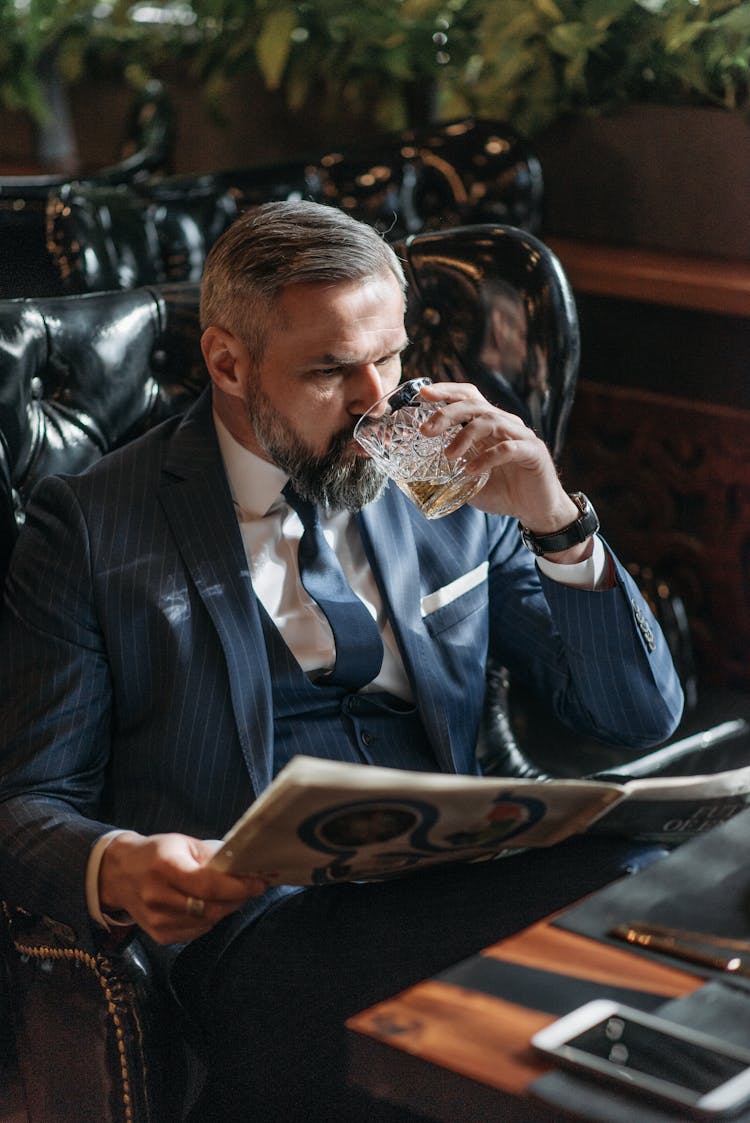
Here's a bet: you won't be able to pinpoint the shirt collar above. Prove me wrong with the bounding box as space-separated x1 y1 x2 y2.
213 409 288 517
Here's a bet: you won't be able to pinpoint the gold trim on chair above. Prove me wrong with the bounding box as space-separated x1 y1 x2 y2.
3 901 148 1123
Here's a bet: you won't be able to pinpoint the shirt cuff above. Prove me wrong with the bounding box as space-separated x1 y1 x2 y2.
86 830 135 930
536 535 609 590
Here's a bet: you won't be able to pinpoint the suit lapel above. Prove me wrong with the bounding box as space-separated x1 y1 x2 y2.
158 391 274 796
357 487 457 772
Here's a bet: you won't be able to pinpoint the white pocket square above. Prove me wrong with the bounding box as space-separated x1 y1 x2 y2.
420 562 489 618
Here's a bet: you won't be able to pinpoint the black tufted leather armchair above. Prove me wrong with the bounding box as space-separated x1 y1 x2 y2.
45 169 308 293
312 117 542 240
0 283 203 565
401 223 577 463
0 281 204 1123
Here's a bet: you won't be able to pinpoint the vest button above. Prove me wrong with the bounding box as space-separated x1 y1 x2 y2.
360 730 374 746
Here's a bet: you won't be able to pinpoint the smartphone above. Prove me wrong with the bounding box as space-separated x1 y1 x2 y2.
531 999 750 1118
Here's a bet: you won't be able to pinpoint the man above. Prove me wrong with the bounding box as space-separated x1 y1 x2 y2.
0 201 682 1122
476 276 550 432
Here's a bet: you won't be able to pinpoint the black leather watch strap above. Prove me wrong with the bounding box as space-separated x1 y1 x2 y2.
519 492 600 556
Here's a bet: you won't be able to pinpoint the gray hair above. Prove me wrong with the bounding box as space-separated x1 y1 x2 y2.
200 200 407 362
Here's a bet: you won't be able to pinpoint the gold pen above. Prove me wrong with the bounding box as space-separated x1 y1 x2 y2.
610 922 750 979
620 921 750 954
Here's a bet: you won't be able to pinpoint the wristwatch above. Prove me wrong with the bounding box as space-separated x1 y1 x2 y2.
519 492 600 556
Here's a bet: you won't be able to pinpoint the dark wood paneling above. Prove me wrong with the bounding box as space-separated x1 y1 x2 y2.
545 240 750 691
573 294 750 411
563 381 750 690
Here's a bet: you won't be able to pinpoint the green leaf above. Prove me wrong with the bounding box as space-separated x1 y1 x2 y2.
255 6 297 90
547 21 608 59
494 9 544 45
714 5 750 34
373 87 409 131
580 0 633 28
664 22 708 53
285 70 311 112
532 0 564 22
399 0 444 16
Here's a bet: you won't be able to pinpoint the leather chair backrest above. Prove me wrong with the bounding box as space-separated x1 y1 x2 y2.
0 81 176 300
43 118 543 296
317 117 543 241
400 223 579 461
110 78 177 183
0 79 175 196
47 180 242 291
0 282 203 582
0 283 204 1123
399 223 580 779
45 160 323 292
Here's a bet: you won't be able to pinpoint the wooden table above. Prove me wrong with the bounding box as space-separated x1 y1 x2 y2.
349 807 750 1121
347 911 703 1122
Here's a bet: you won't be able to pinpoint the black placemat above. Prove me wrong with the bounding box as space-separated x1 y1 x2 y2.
437 955 666 1017
658 979 750 1047
555 809 750 987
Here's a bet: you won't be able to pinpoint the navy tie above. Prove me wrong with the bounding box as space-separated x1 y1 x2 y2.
283 483 384 690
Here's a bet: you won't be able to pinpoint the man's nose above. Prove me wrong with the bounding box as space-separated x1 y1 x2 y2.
348 363 396 417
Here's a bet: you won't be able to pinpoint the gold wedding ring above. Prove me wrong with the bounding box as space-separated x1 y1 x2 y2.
185 895 205 918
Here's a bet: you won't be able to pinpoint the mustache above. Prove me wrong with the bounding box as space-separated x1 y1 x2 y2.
319 424 358 463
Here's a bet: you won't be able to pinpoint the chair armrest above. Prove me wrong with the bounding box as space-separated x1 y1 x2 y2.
2 903 187 1123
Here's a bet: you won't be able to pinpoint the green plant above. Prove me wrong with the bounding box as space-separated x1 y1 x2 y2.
2 0 749 137
0 0 479 131
0 0 90 119
184 0 480 130
462 0 750 136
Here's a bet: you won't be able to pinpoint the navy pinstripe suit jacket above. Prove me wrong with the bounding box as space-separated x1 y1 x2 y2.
0 389 683 950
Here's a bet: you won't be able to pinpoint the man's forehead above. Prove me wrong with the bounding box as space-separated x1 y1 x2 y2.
272 277 406 339
277 272 404 305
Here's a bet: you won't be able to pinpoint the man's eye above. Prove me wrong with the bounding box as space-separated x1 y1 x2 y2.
373 353 402 369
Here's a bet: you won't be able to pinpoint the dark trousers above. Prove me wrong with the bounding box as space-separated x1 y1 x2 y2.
174 837 664 1123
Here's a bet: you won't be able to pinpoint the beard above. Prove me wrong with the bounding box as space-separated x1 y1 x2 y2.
248 382 388 511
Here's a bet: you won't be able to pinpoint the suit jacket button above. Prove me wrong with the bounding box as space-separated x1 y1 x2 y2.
632 600 656 652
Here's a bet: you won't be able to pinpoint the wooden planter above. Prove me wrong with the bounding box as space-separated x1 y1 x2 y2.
534 105 750 260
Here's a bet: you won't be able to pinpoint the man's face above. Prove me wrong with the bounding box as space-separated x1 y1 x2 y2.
491 297 528 381
245 273 408 509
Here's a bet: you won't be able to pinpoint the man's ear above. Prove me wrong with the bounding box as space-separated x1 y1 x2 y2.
201 327 250 398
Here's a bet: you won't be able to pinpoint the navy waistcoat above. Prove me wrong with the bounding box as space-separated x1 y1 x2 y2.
257 605 439 777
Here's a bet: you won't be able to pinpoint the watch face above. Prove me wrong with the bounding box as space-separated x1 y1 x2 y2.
520 526 544 556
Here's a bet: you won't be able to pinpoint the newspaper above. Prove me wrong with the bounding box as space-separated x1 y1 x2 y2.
208 754 750 886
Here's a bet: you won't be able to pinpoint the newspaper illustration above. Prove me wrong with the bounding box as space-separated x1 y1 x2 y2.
209 755 750 886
